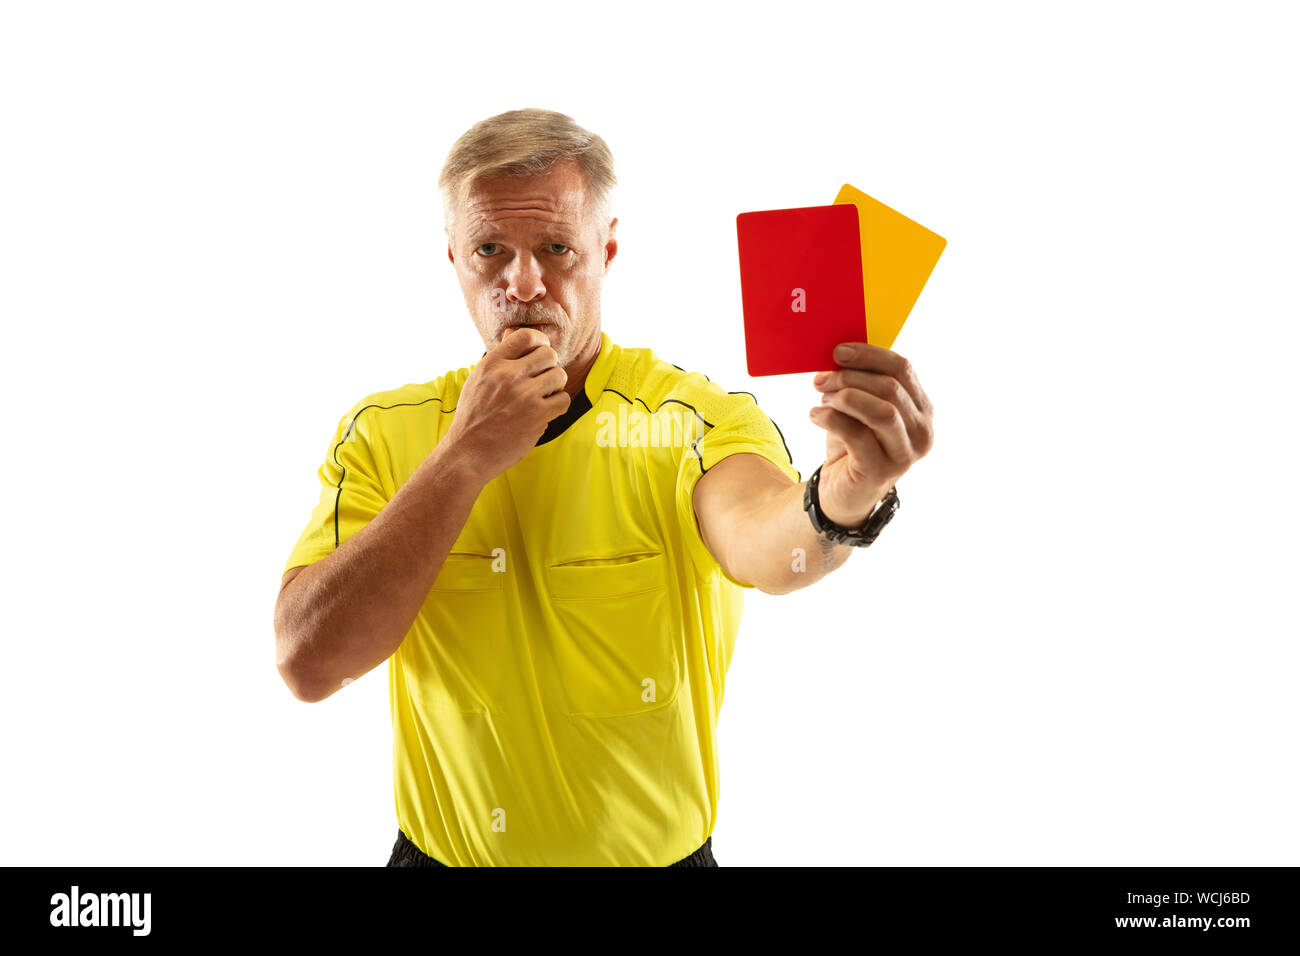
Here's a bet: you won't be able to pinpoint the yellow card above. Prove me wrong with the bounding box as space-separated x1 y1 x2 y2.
833 184 946 350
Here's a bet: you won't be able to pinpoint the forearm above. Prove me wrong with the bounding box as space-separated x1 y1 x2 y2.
275 440 487 701
725 479 855 595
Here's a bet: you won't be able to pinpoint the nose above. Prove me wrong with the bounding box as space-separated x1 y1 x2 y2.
504 251 546 305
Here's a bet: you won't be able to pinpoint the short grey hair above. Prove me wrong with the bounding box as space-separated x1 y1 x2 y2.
438 108 617 236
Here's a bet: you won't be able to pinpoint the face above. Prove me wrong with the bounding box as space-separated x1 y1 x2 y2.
447 158 617 376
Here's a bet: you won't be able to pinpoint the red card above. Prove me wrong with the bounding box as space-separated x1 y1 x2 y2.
736 203 866 376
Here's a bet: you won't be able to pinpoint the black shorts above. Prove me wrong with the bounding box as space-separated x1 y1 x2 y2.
386 828 719 867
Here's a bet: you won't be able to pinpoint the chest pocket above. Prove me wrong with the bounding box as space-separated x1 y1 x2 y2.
544 551 681 718
412 551 507 714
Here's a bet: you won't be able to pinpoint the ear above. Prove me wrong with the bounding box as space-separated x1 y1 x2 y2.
603 217 618 272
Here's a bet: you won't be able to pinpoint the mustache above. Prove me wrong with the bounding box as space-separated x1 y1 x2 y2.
497 303 565 328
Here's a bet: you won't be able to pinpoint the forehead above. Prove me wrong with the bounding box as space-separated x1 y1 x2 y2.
458 159 593 239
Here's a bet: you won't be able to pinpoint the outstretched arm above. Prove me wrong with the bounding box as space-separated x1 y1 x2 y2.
692 453 853 594
692 341 934 595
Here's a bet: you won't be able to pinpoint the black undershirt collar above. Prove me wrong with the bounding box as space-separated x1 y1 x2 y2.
535 387 593 446
477 349 596 447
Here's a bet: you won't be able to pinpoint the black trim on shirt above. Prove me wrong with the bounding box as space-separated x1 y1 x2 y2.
727 391 797 476
599 385 798 480
330 363 799 548
663 368 798 478
332 396 451 548
535 387 593 446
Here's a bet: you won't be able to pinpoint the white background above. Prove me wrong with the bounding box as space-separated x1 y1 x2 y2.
2 1 1296 866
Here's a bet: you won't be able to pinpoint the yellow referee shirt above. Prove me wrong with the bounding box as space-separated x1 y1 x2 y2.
282 330 801 865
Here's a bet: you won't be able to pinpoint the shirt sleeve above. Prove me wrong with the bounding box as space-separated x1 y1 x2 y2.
283 398 390 576
674 389 802 588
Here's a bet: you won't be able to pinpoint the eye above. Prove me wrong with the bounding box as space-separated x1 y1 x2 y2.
476 242 499 256
546 243 570 255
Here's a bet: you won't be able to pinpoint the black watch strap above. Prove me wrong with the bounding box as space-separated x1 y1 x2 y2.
802 464 899 547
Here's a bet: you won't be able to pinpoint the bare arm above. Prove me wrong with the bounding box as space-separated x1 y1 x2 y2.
693 453 855 595
273 326 569 703
693 341 935 596
274 442 488 702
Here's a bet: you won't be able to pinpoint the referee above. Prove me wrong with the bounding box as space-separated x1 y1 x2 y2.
273 109 935 866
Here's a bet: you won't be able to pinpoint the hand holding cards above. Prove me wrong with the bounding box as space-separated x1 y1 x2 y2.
736 185 946 376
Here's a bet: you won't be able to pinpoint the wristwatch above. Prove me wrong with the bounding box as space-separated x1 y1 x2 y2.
802 464 900 547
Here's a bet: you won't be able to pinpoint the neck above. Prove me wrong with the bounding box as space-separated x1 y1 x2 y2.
561 328 602 399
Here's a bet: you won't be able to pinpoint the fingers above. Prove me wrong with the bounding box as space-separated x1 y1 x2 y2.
543 387 573 418
813 368 933 457
495 327 560 378
811 392 912 464
815 367 921 422
824 342 935 419
518 344 563 379
496 326 552 360
534 364 568 398
808 405 886 474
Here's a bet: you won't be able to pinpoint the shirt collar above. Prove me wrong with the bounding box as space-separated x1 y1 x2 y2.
531 329 616 448
582 330 617 405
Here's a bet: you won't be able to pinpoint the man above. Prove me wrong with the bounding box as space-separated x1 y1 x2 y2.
274 109 935 867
